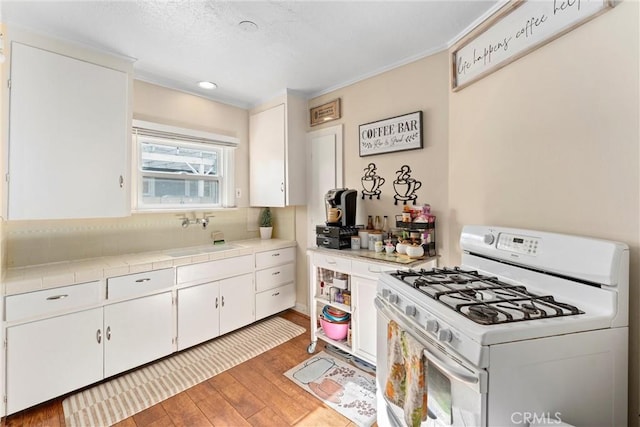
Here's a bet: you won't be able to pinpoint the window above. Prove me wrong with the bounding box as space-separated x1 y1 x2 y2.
133 120 238 211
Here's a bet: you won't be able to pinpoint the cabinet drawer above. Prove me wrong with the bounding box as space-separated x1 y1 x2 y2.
312 252 351 274
351 260 394 280
5 281 101 322
255 283 295 320
256 263 294 292
177 254 253 285
255 247 295 269
107 268 174 300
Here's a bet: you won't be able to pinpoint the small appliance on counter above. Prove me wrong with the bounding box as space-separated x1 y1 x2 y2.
316 188 359 250
324 188 357 226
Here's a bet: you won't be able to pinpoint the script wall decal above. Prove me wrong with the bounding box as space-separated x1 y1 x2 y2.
451 0 615 91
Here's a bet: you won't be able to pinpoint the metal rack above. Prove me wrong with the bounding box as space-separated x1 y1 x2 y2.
394 215 437 257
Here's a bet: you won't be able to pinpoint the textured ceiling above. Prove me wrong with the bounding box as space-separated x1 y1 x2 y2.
2 1 500 108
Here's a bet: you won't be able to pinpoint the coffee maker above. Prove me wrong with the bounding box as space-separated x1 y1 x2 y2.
316 188 358 250
325 188 357 226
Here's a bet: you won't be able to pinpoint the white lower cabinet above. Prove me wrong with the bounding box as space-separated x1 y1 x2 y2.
219 274 255 335
4 243 297 414
103 292 174 377
5 291 173 414
177 273 254 351
177 281 220 350
6 308 103 414
256 283 296 320
351 275 377 362
255 248 296 320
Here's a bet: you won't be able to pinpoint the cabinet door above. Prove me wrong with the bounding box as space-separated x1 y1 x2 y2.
219 273 255 335
352 276 378 364
103 292 173 377
6 308 103 414
249 104 286 207
8 42 129 219
177 282 220 350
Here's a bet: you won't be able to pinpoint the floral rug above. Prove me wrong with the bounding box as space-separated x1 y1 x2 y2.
284 351 377 427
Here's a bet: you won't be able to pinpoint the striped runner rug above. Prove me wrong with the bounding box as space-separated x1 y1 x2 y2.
62 316 305 426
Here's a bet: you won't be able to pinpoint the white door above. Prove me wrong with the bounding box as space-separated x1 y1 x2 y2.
177 281 221 350
103 292 174 377
352 276 377 364
5 308 104 414
306 125 343 247
249 104 286 207
219 273 255 335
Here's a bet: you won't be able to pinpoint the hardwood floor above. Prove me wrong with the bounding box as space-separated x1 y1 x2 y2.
2 311 365 427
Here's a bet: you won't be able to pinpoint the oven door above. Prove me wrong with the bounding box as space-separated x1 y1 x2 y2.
375 297 487 427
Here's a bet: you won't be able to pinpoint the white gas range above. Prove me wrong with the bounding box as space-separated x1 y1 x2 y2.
375 225 628 427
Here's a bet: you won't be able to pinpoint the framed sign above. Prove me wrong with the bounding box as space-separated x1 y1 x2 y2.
452 0 614 91
310 99 341 126
359 111 423 157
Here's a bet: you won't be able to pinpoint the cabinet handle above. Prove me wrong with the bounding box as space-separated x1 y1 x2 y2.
119 175 124 188
326 258 336 264
272 292 280 297
222 296 225 307
135 278 151 283
271 253 280 257
280 182 284 192
106 326 112 341
367 267 382 274
96 329 102 344
272 271 281 276
215 297 219 308
46 294 69 300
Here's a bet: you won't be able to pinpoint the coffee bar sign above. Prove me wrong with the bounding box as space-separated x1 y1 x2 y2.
359 111 423 157
452 0 614 90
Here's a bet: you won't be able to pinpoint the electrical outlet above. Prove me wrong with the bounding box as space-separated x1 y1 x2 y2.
235 188 242 198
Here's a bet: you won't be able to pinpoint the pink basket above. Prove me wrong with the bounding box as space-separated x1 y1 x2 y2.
320 316 349 340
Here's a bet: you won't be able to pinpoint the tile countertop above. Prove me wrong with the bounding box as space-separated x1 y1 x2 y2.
3 239 296 296
308 246 437 268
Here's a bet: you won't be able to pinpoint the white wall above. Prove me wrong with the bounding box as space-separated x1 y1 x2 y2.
448 1 639 423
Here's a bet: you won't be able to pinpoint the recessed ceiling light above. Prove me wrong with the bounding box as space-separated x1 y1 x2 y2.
238 20 259 32
198 81 217 90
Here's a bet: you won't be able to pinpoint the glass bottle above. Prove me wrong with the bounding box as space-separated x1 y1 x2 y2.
374 215 381 231
382 215 389 233
366 215 374 230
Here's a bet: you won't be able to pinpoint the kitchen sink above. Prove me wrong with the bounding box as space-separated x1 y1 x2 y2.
165 244 239 258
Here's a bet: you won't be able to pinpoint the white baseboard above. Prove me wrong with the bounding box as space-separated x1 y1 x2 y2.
293 303 308 316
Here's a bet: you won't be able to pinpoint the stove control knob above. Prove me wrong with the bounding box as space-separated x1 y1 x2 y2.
437 329 453 343
387 293 399 304
405 305 417 317
382 289 390 298
426 319 439 333
483 233 495 245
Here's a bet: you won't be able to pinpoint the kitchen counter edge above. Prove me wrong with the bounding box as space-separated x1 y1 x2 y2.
4 239 296 296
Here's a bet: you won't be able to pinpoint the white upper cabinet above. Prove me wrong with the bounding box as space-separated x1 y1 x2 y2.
249 92 306 207
7 41 131 219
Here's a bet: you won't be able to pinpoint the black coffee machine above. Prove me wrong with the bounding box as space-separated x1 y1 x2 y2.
325 188 357 226
316 188 358 250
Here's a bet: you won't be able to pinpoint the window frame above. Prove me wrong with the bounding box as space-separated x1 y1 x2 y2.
132 120 238 212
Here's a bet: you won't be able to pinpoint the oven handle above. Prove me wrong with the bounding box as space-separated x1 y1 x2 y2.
375 297 480 386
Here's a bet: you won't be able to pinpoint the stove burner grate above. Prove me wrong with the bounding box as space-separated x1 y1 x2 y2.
391 267 584 325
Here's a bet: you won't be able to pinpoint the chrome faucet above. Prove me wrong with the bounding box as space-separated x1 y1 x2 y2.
179 212 215 229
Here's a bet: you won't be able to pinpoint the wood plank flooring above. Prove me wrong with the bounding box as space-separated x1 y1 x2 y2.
2 311 365 427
